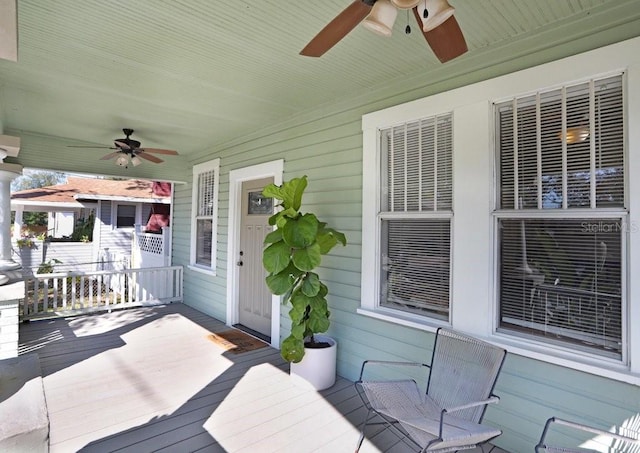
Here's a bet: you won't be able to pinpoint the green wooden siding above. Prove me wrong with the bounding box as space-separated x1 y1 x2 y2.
170 43 640 453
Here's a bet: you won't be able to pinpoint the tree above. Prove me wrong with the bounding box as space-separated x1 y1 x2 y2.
11 170 67 231
11 170 66 192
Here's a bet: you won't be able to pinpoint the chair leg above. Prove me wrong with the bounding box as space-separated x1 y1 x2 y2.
355 408 373 452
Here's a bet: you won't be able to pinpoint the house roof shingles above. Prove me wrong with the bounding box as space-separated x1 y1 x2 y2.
11 177 170 205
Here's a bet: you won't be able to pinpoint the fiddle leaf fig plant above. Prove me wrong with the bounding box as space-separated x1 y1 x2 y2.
262 176 346 363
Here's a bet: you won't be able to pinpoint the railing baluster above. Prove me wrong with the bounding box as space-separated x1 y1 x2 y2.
52 277 59 311
20 266 183 320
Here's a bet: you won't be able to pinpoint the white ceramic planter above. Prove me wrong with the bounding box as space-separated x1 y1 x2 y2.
289 335 337 391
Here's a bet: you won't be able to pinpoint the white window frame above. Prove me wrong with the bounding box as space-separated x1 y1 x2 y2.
111 202 140 230
492 74 628 364
189 158 220 275
360 113 454 331
359 37 640 385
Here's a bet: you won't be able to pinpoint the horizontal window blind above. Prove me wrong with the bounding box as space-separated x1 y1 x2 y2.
498 218 622 358
378 113 453 319
381 115 453 212
497 74 624 210
198 170 216 216
381 219 451 320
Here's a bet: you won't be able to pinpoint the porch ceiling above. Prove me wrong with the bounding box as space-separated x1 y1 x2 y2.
1 0 640 176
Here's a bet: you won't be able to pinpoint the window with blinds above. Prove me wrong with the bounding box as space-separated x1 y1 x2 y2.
115 204 136 228
495 74 625 359
378 114 453 320
191 159 220 270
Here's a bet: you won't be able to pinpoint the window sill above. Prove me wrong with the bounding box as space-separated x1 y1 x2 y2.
356 307 447 333
357 307 640 385
489 331 640 386
187 265 216 277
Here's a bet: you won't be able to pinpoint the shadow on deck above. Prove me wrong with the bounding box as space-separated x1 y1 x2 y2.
19 303 506 452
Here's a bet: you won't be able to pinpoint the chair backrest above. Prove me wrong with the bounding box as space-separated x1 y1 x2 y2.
426 328 507 423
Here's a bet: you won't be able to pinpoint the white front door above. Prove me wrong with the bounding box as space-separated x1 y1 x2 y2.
237 177 274 338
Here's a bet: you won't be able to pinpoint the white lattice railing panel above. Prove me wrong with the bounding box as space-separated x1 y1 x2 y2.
138 234 164 255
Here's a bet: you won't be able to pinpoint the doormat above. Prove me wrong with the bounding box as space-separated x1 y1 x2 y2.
206 329 268 354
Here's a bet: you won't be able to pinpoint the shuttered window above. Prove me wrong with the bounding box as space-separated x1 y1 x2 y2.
190 159 220 271
495 74 626 359
379 114 453 320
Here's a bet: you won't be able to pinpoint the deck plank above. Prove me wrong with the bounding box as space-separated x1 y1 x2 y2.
19 303 507 453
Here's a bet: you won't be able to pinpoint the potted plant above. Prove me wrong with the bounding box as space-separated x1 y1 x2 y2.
262 175 346 390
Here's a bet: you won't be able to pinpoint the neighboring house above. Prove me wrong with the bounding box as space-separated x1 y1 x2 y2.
11 177 171 271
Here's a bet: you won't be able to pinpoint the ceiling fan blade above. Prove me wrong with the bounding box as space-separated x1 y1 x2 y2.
137 152 164 164
300 1 373 57
114 140 132 150
413 9 467 63
67 146 114 149
100 152 120 160
140 148 179 155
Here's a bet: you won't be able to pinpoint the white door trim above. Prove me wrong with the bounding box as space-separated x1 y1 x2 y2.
227 159 284 348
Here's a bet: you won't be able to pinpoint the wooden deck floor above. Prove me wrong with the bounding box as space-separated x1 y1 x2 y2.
19 303 507 453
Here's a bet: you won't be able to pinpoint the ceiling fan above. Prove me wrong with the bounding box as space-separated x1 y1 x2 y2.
70 128 179 167
300 0 467 63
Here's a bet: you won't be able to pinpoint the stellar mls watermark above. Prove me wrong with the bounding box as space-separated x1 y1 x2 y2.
581 221 638 234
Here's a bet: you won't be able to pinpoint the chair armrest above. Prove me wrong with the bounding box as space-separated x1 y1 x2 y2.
441 395 500 415
536 417 640 453
357 359 429 381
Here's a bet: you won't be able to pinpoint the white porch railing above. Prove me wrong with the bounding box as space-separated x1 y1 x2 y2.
20 266 183 320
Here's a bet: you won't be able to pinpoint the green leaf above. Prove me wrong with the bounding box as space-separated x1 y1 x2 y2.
301 272 320 297
308 306 330 333
316 227 347 254
262 183 282 200
308 294 328 312
290 322 306 340
266 272 294 295
262 241 291 273
289 304 306 324
281 335 305 363
268 211 281 226
316 231 338 255
263 229 282 244
292 242 322 271
318 282 328 298
282 213 318 248
291 175 307 211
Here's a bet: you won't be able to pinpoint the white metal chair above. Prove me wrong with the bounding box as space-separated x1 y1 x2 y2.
355 328 507 452
536 417 640 453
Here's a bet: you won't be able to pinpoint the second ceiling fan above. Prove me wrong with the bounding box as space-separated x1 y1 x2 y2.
70 128 179 167
300 0 467 63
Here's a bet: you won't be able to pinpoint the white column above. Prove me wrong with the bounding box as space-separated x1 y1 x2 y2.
12 205 22 240
0 149 23 285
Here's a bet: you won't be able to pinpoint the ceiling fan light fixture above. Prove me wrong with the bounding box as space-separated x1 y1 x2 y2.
115 155 129 167
421 0 455 32
362 0 398 37
131 155 143 166
391 0 421 9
